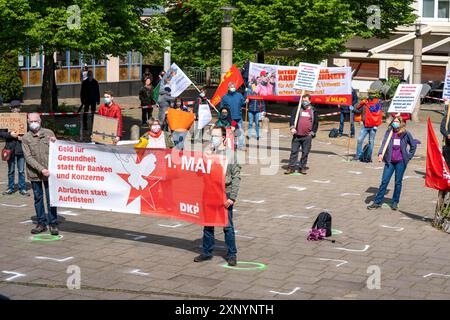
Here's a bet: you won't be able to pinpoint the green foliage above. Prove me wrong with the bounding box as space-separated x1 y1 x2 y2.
386 77 401 98
0 51 24 102
167 0 417 67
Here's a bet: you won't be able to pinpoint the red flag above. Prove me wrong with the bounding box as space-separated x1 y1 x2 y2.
210 65 244 106
425 118 450 190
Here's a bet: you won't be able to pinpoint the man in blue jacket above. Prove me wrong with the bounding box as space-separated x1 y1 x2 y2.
338 88 359 138
220 82 246 150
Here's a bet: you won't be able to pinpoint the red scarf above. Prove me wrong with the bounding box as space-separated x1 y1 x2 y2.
147 130 163 139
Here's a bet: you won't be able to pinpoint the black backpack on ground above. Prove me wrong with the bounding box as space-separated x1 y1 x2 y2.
359 144 372 163
312 212 332 237
329 128 339 138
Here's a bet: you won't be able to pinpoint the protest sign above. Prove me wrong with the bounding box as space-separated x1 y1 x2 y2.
91 115 119 145
197 104 212 129
49 140 228 226
167 108 195 131
294 62 321 91
388 84 422 114
0 113 27 134
248 63 352 106
443 69 450 102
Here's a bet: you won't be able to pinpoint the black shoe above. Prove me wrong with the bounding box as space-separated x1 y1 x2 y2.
31 224 47 234
2 189 14 195
19 190 30 197
391 202 399 211
350 134 355 138
227 256 237 266
256 137 260 141
284 168 296 175
194 254 212 262
298 168 307 175
367 203 381 210
49 224 59 235
339 133 343 137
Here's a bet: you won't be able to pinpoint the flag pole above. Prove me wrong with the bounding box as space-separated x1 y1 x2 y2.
190 82 219 113
294 90 305 129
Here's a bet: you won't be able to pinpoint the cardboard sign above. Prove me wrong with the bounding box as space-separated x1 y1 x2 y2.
388 84 422 114
443 69 450 102
294 62 321 91
91 115 119 145
0 113 27 135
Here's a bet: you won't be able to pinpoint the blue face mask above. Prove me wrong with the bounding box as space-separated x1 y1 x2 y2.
104 97 111 105
392 122 400 129
302 101 310 107
229 88 236 93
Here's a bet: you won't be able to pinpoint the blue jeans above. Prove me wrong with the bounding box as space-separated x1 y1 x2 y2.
374 161 407 205
235 119 245 149
7 155 26 191
247 111 260 139
356 125 377 160
172 131 187 150
202 197 237 259
31 181 57 226
339 112 354 136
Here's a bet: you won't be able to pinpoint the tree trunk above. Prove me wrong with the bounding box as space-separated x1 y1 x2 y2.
41 52 58 112
257 51 264 64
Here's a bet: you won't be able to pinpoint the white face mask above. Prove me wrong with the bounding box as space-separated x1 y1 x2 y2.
29 122 41 132
200 92 205 98
211 136 222 148
151 125 161 133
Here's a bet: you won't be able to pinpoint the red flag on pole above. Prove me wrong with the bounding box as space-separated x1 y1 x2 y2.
425 118 450 190
210 65 244 106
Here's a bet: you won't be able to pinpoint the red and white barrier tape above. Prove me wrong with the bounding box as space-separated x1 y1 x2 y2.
425 95 446 102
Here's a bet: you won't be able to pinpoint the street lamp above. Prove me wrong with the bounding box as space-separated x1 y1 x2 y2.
220 5 236 78
220 5 236 27
412 21 427 122
414 22 427 37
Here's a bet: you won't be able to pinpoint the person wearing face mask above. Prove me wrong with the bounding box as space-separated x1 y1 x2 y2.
0 100 29 196
80 70 100 130
285 94 318 175
139 118 174 149
220 82 246 150
22 113 58 235
191 87 209 143
354 89 383 162
98 91 123 144
169 98 193 149
158 86 175 127
367 115 417 210
194 126 241 266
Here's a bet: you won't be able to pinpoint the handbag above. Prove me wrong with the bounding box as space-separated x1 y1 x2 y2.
1 148 12 161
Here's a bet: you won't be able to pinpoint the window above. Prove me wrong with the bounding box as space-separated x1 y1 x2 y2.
349 60 379 79
423 0 450 19
119 51 142 81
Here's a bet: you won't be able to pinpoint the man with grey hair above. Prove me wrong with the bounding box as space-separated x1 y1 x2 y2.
22 113 59 235
220 82 246 150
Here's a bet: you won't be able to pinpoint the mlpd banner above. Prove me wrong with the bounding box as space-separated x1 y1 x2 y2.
247 62 352 106
49 141 228 226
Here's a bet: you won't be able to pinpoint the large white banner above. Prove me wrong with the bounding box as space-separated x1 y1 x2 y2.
443 69 450 102
197 104 212 129
248 62 353 105
388 84 422 114
160 63 192 97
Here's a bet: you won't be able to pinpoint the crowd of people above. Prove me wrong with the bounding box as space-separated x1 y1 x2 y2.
3 67 443 266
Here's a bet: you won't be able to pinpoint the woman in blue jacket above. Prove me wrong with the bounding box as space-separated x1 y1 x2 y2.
367 115 417 210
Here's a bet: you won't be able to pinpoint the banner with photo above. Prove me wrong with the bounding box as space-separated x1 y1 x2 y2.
247 62 353 106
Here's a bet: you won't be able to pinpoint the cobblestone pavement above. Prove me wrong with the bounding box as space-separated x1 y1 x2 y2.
1 104 450 300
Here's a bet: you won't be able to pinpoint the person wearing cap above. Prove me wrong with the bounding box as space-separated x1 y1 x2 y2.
220 82 246 150
354 89 383 161
158 86 175 128
0 100 29 196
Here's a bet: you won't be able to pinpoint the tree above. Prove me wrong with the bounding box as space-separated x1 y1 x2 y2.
0 51 24 103
166 0 416 67
0 0 171 111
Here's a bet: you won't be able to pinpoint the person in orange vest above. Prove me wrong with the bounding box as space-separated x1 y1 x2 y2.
97 90 123 144
353 89 383 162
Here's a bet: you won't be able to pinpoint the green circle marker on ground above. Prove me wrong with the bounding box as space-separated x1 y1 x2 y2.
30 234 63 242
332 229 343 235
222 262 267 271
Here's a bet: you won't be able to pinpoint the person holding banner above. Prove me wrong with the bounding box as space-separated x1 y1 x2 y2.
285 94 318 175
0 100 29 196
169 98 194 150
354 89 383 161
220 82 246 150
98 91 123 144
21 113 58 235
137 118 174 149
367 115 417 210
194 126 241 266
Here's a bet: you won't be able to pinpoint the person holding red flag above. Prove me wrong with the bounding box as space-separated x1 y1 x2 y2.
367 115 417 210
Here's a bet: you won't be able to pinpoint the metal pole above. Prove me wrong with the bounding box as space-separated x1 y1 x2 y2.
412 26 423 123
221 26 233 80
